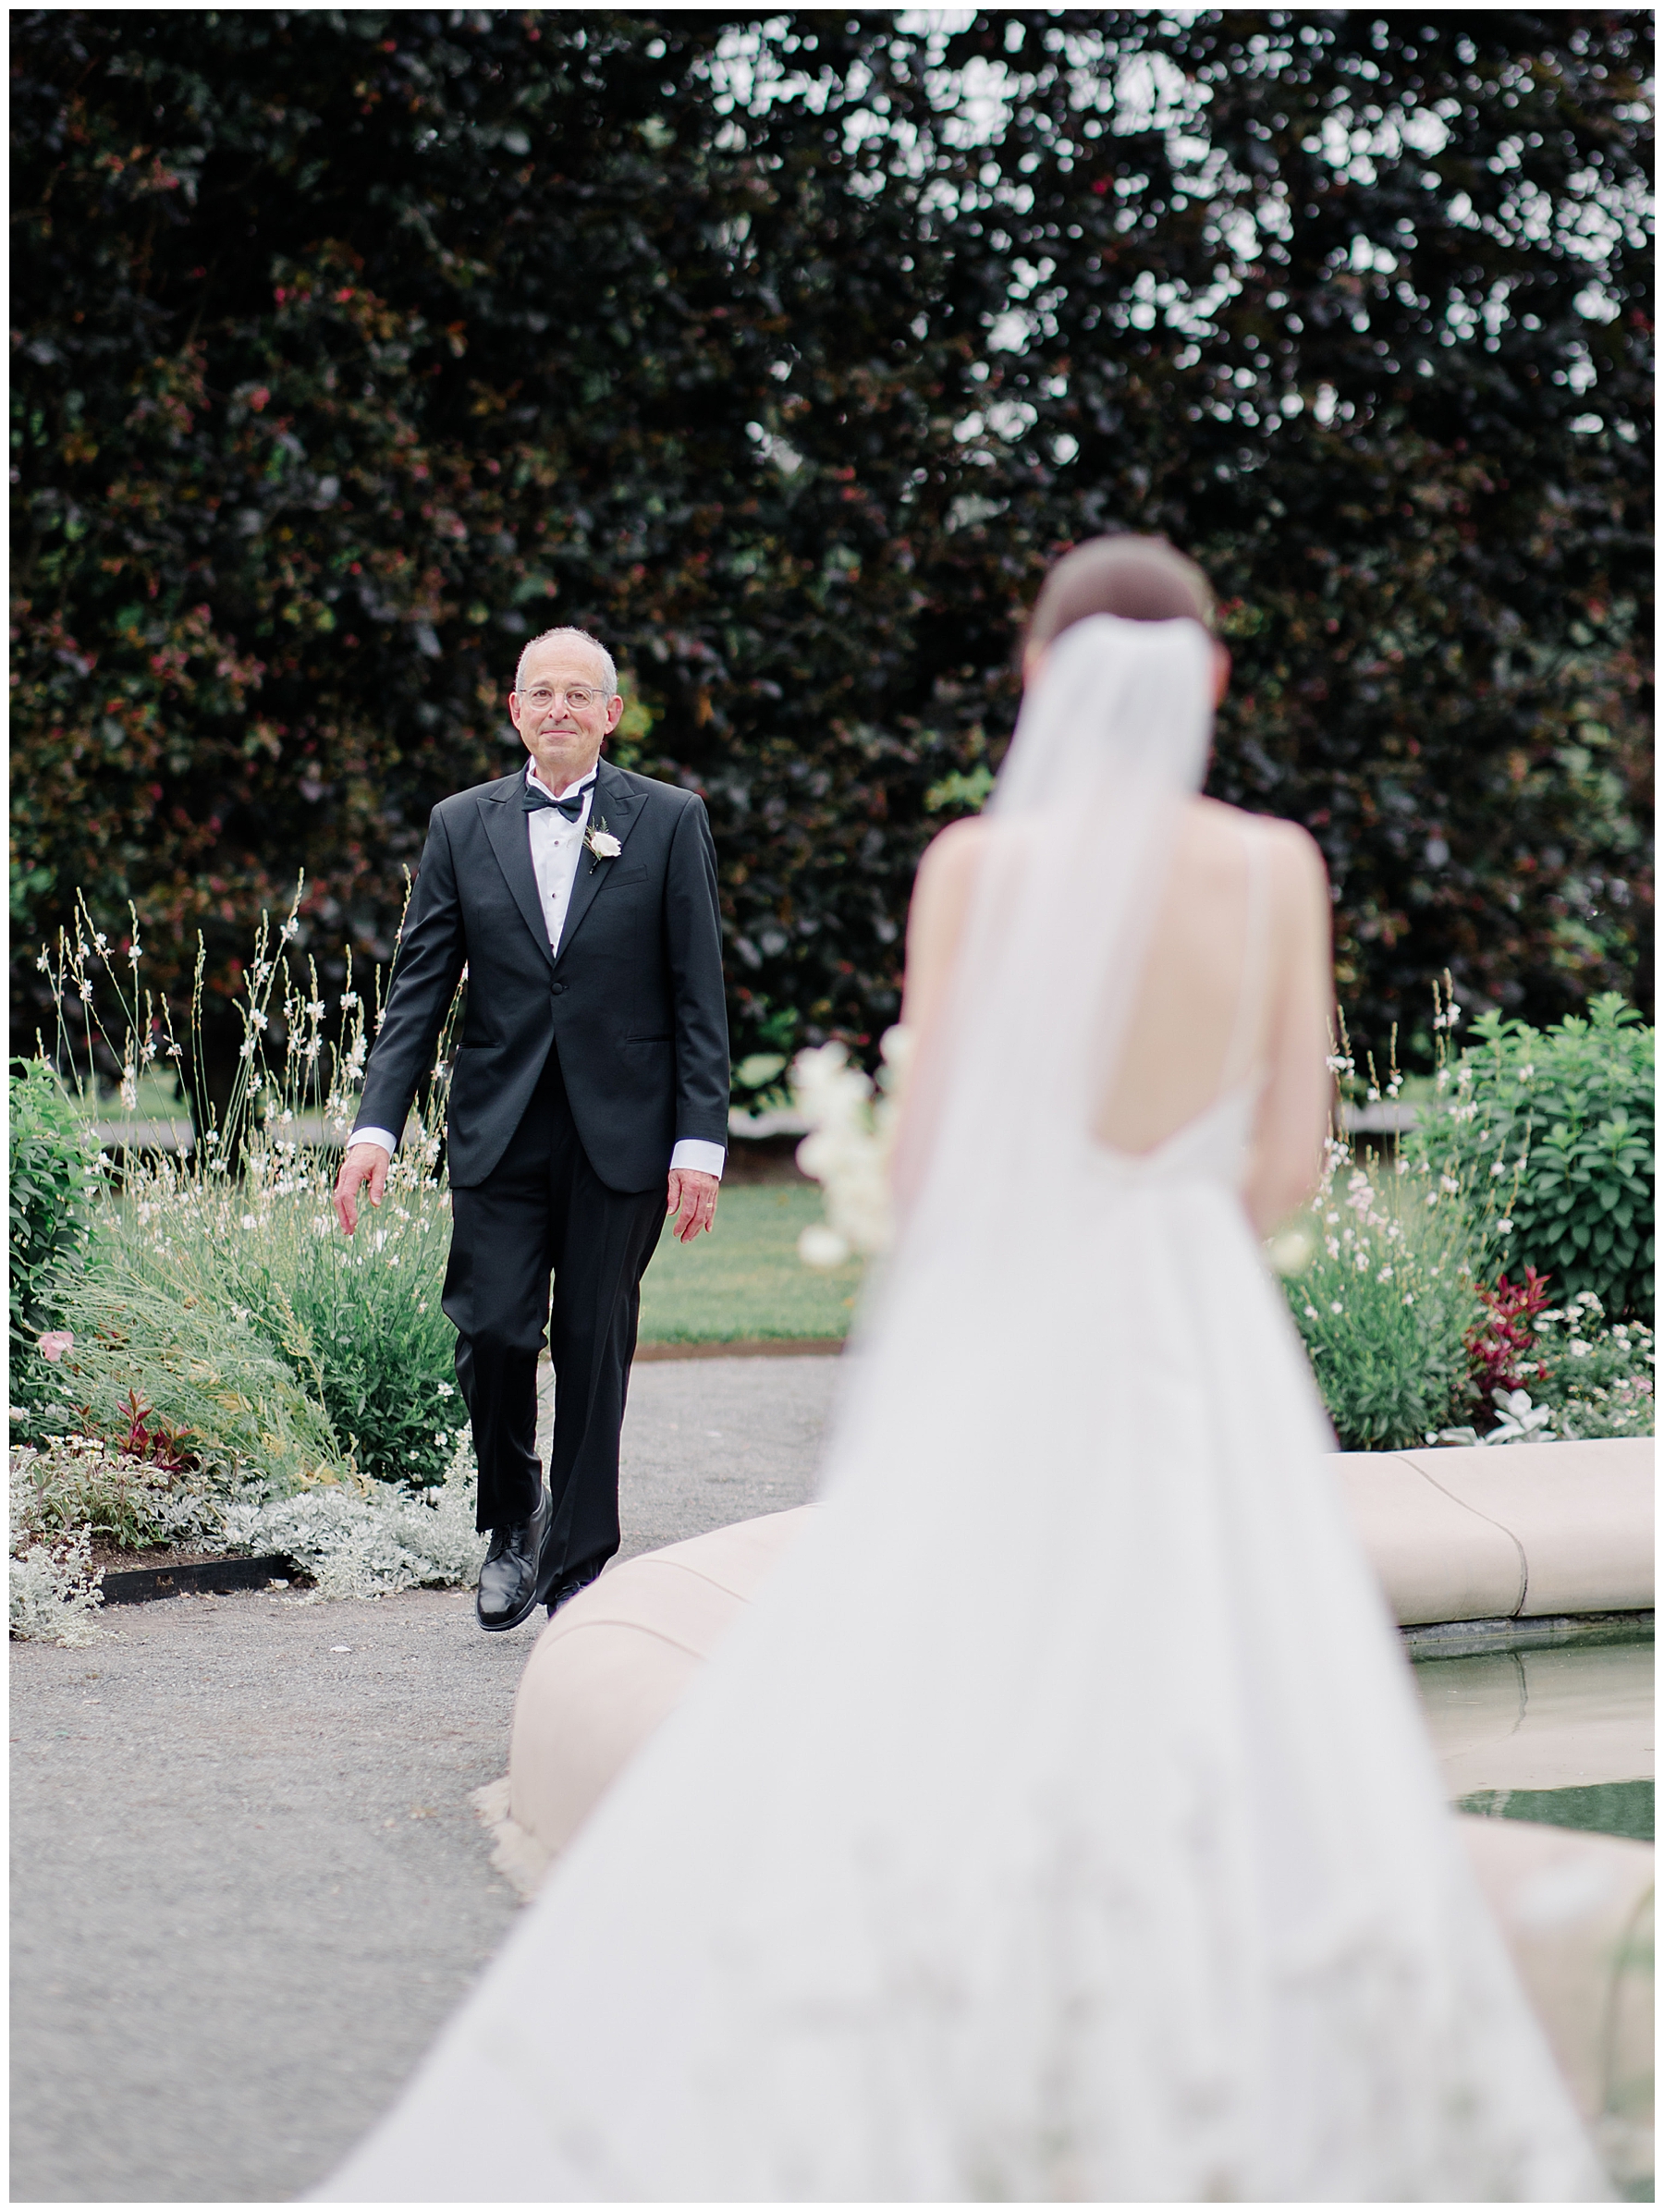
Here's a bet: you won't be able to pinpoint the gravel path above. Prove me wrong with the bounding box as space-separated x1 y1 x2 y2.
10 1355 843 2205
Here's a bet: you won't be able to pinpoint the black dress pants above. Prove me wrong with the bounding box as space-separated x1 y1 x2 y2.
442 1041 666 1597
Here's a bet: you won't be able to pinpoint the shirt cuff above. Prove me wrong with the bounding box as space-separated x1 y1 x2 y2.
348 1125 398 1155
670 1138 726 1179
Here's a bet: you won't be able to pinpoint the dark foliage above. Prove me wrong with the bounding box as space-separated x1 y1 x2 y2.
11 10 1652 1095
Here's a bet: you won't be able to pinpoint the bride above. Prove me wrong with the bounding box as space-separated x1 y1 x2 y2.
322 537 1604 2201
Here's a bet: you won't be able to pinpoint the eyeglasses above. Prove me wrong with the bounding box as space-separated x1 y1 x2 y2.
519 684 608 713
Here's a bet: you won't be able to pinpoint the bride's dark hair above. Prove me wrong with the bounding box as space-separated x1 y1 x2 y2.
1025 535 1215 652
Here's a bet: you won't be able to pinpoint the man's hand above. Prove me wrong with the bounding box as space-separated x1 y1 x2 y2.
335 1143 391 1236
667 1167 719 1244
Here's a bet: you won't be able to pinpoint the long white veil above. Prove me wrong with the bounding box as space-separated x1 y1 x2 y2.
887 611 1217 1287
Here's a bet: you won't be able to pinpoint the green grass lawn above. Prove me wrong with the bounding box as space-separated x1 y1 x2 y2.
638 1182 865 1342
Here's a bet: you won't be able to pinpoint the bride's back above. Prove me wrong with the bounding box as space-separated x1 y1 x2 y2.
903 790 1332 1234
1094 797 1274 1156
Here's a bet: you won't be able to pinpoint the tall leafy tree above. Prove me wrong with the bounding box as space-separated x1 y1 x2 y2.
11 10 1651 1098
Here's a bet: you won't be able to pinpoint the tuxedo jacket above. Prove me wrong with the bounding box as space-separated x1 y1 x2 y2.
356 757 729 1192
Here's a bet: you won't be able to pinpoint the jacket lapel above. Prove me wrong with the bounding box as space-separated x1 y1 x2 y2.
480 768 556 970
555 759 642 967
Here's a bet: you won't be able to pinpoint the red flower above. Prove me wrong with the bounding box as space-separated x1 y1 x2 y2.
1465 1268 1553 1427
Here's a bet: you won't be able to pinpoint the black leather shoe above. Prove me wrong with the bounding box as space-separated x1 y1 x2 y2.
546 1559 604 1619
475 1487 551 1633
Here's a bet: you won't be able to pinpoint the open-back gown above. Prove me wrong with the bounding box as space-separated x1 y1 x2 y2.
323 617 1603 2202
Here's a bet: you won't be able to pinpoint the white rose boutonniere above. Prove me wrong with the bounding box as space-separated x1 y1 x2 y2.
585 815 623 867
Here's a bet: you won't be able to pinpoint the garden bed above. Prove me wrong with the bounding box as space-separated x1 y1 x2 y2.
10 927 1653 1647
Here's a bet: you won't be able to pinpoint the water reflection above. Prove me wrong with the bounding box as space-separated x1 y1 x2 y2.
1413 1632 1654 1827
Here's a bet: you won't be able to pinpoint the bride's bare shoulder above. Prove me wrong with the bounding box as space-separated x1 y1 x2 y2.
910 816 998 924
915 813 993 880
1184 797 1328 889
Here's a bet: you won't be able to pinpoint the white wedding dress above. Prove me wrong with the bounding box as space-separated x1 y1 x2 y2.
322 618 1604 2202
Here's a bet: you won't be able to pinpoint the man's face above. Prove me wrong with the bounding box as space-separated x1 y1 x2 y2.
508 641 624 794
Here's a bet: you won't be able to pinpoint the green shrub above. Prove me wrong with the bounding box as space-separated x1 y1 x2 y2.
8 1058 105 1442
1281 1144 1485 1450
131 1131 466 1488
1413 995 1654 1322
11 1433 235 1556
8 1057 101 1330
28 888 466 1491
52 1263 350 1494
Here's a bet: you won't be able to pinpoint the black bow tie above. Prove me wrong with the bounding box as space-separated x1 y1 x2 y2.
521 777 593 821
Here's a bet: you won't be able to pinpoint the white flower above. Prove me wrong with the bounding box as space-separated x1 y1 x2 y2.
1489 1158 1507 1177
1330 1301 1343 1314
1440 1174 1460 1196
1266 1225 1314 1275
241 1213 258 1229
78 979 94 1002
1497 1218 1512 1235
587 828 623 859
437 1383 455 1399
798 1224 851 1270
340 990 360 1010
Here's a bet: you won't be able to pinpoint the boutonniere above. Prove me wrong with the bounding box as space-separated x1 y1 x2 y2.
585 814 622 868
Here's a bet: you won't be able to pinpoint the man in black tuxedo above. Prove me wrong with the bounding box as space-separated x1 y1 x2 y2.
333 628 728 1632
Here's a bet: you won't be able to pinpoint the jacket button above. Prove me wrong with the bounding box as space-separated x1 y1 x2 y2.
552 981 567 996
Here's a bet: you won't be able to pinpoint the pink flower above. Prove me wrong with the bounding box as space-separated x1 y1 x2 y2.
37 1330 74 1363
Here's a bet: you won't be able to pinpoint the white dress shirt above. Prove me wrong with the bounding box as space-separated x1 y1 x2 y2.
351 760 726 1179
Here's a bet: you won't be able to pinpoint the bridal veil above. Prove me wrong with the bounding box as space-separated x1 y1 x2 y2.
321 615 1606 2202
